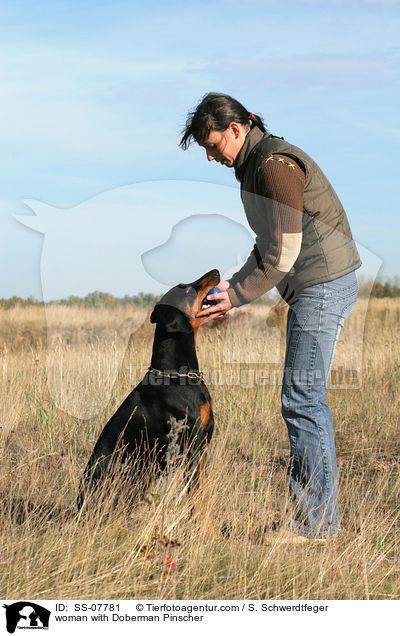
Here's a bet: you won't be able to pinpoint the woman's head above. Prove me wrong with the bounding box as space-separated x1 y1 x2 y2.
180 93 266 167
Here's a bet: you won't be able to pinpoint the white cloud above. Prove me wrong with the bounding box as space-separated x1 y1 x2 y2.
0 40 204 154
207 54 400 89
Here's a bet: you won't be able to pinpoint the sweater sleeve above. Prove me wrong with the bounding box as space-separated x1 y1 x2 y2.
227 154 305 307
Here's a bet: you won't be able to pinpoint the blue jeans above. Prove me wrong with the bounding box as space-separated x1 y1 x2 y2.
281 271 358 538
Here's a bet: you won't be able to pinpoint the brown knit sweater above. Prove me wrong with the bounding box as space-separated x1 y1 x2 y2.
227 153 305 307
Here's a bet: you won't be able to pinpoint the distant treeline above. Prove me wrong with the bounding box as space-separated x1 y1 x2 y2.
0 290 162 310
1 278 400 309
357 277 400 299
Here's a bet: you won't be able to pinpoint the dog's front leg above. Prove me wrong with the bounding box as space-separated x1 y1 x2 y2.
188 453 218 537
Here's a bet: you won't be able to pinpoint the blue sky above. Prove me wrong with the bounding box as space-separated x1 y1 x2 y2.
1 0 399 299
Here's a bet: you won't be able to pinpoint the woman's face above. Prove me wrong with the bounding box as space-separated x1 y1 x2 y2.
200 122 248 167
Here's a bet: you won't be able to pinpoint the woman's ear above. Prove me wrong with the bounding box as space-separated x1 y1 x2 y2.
229 121 241 138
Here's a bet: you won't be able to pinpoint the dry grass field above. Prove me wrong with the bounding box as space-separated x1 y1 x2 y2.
0 297 399 600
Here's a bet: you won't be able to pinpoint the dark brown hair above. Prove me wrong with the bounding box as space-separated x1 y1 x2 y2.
179 92 267 149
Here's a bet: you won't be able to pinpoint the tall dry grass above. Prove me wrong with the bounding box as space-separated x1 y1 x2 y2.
0 298 399 599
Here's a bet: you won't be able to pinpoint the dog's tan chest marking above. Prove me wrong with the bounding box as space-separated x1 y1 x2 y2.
199 402 211 431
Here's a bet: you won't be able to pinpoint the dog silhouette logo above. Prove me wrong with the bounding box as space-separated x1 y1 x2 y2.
14 180 248 418
3 602 51 633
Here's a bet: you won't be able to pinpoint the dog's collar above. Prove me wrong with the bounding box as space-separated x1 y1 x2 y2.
147 367 204 382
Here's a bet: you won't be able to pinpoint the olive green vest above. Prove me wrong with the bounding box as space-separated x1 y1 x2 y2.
235 127 361 302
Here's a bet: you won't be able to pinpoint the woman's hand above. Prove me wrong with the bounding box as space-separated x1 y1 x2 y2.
196 280 232 324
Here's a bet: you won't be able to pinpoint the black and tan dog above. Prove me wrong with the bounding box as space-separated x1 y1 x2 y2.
77 269 220 532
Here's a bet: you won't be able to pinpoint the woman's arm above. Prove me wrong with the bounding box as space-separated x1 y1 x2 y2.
227 154 305 307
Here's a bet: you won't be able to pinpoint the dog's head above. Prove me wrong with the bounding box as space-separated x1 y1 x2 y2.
150 269 220 335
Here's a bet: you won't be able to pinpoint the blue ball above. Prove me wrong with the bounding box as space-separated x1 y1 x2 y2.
207 286 222 305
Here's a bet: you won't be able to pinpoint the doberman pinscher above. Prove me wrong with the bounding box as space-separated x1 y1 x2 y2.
77 269 220 532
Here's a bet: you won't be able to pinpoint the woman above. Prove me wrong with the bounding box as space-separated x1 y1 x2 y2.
180 92 361 542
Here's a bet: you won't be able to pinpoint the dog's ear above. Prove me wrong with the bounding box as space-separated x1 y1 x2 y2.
150 304 192 334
